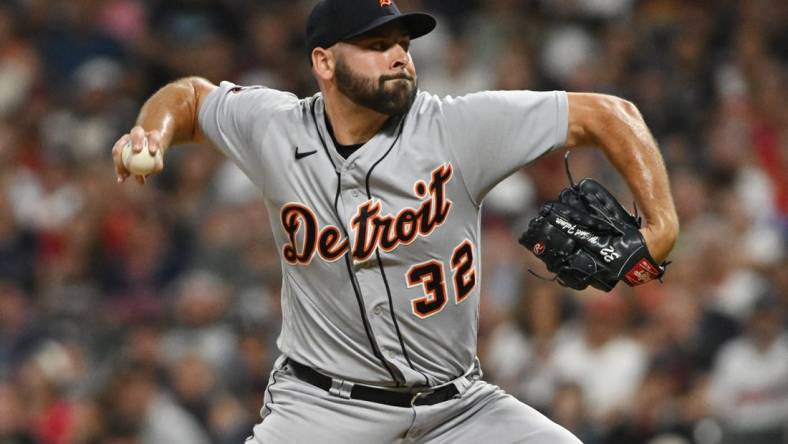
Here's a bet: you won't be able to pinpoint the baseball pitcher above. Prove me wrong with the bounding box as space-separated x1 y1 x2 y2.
111 0 679 442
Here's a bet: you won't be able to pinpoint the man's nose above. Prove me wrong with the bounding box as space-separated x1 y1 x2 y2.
390 44 408 70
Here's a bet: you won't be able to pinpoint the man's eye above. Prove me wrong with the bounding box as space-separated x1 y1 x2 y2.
370 42 387 51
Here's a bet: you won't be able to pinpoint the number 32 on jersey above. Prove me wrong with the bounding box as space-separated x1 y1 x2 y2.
406 239 476 318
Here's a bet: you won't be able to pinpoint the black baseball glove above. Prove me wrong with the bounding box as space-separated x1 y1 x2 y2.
519 153 668 292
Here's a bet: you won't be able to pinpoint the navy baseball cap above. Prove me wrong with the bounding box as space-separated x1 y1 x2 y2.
306 0 436 55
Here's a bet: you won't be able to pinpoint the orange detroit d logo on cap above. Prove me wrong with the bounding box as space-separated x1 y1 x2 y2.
379 0 392 7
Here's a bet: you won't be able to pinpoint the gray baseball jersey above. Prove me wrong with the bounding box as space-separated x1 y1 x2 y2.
199 81 568 388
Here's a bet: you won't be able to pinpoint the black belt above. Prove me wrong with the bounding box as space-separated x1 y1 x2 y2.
286 359 459 408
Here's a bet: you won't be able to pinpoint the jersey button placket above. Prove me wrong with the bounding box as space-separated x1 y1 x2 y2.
339 171 397 373
354 257 399 366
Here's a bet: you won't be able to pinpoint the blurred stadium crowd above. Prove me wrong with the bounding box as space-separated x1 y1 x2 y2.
0 0 786 443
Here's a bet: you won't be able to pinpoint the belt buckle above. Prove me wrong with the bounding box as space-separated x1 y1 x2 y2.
410 388 434 407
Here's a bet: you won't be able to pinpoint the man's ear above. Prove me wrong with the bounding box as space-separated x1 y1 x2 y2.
312 47 335 81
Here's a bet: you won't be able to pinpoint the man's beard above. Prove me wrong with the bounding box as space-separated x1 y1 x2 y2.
334 57 417 116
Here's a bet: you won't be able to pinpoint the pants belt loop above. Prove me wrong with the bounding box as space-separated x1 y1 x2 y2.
452 357 481 395
329 378 354 399
452 375 472 395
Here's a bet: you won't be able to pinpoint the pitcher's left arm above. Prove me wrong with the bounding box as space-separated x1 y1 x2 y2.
563 93 679 263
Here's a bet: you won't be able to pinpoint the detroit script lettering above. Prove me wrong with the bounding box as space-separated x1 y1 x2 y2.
280 164 453 265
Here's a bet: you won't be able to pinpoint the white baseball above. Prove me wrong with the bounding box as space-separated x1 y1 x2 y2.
121 137 161 176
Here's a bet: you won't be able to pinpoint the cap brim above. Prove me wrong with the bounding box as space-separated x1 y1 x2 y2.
342 12 436 42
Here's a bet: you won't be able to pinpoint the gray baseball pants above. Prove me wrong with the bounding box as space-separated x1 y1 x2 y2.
245 355 581 444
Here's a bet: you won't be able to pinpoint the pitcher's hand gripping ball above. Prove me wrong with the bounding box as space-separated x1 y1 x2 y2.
519 153 668 291
121 137 162 176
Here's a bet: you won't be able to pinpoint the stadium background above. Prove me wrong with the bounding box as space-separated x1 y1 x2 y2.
0 0 786 443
